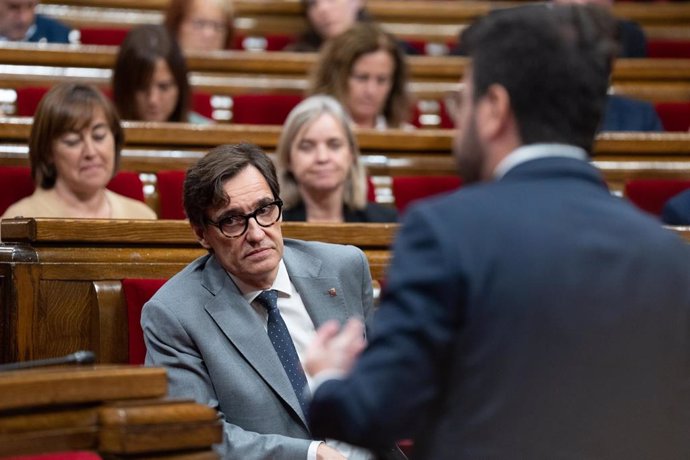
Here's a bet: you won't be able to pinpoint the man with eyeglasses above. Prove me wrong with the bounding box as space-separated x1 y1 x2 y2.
141 143 401 460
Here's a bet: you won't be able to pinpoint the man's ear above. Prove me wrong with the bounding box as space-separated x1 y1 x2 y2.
476 83 511 141
192 225 212 250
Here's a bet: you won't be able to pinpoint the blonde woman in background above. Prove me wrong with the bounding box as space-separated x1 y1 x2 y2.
276 95 397 222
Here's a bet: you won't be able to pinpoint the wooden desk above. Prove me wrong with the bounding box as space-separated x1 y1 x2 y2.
0 365 221 458
0 219 396 364
2 119 690 195
36 0 690 41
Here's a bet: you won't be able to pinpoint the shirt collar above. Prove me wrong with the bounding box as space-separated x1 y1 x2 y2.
228 259 292 303
493 143 587 180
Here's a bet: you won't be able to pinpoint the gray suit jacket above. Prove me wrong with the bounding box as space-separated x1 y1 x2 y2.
142 239 373 459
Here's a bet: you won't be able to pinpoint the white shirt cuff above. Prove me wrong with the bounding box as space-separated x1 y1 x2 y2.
308 440 323 460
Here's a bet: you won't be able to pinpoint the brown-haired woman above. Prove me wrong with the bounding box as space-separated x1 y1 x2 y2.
2 83 156 219
112 24 210 124
164 0 234 53
310 22 411 130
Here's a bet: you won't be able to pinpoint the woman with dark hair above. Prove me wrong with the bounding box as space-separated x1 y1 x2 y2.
289 0 366 52
2 83 156 219
310 22 411 130
164 0 234 53
112 24 210 124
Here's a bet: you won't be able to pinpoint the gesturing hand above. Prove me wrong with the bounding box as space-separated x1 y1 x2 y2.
305 318 366 377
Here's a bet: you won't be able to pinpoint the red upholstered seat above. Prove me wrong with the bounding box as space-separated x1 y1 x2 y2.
231 94 303 125
0 166 34 215
78 27 129 46
107 171 146 202
15 86 50 117
624 179 690 216
647 39 690 59
121 278 168 365
392 175 462 213
2 452 102 460
233 34 296 51
654 102 690 132
157 170 187 219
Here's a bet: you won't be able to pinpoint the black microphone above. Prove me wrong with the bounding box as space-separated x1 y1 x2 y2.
0 350 96 372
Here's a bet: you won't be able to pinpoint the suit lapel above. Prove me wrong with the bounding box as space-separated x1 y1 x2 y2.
283 245 349 330
200 255 308 428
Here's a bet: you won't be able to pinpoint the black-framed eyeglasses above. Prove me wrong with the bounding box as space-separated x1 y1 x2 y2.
206 199 283 238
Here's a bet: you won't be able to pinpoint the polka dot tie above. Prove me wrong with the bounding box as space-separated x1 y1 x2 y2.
255 289 309 416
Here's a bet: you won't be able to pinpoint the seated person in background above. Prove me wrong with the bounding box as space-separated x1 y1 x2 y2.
310 23 411 130
0 0 75 43
141 143 400 459
276 95 398 223
164 0 234 53
661 189 690 225
553 0 646 58
601 93 663 131
112 24 212 124
2 83 156 219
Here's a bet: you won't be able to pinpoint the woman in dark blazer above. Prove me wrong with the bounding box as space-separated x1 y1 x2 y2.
276 95 397 223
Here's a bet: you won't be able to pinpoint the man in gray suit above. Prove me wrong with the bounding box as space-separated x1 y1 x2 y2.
142 143 376 459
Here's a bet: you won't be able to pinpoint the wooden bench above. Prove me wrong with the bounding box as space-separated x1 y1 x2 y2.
0 218 396 365
2 118 690 198
0 365 222 458
1 44 689 103
35 0 690 42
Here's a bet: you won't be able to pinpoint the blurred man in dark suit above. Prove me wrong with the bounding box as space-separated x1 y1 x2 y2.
0 0 74 43
305 5 690 459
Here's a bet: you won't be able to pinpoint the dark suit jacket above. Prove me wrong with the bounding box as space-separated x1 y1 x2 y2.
282 202 398 223
601 95 664 132
662 189 690 225
309 156 690 459
28 15 72 43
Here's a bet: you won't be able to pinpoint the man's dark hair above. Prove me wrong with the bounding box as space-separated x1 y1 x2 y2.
183 143 280 228
461 4 617 152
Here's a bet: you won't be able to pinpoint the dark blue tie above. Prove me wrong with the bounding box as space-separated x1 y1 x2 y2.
255 289 309 416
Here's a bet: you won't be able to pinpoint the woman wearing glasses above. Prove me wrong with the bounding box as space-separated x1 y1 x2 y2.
165 0 235 53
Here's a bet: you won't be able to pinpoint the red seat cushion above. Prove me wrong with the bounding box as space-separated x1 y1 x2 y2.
156 170 187 219
654 102 690 132
192 92 214 120
232 34 296 51
122 278 168 365
392 175 462 213
232 94 303 125
0 166 34 215
624 179 690 216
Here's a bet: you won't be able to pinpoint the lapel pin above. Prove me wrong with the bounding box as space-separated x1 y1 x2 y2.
328 288 337 297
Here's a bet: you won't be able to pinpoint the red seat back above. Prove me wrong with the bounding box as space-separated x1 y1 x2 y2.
107 171 146 202
78 27 129 46
15 86 50 117
232 34 296 51
121 278 168 365
392 175 462 213
624 179 690 216
232 94 303 125
0 166 34 215
647 39 690 59
654 102 690 132
157 170 187 219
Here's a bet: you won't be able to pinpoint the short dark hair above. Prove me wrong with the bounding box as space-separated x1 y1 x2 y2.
30 83 124 189
184 143 280 227
112 24 190 122
462 4 617 152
